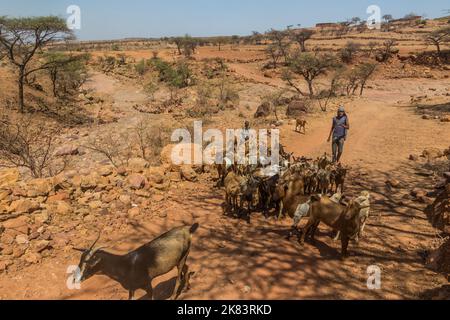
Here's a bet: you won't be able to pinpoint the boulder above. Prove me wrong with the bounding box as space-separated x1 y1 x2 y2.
2 216 30 235
0 168 20 188
286 100 308 117
128 158 149 173
8 199 40 214
34 211 50 225
0 189 11 202
32 240 50 253
98 166 114 177
386 179 401 188
160 143 202 172
23 252 41 264
53 201 72 215
55 145 79 157
26 178 53 198
46 191 70 204
15 234 29 245
128 207 140 218
88 201 103 210
127 174 146 190
181 166 198 182
119 195 132 205
167 171 182 183
52 174 73 191
146 167 166 185
254 102 271 118
441 116 450 123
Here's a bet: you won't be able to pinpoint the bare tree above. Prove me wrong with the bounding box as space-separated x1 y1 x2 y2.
366 41 379 57
0 16 73 112
289 29 314 52
172 37 184 55
267 29 291 63
340 41 361 63
425 27 450 56
265 43 283 68
376 40 398 62
356 63 377 96
341 63 377 96
84 132 133 168
0 115 66 178
261 89 289 121
251 31 263 45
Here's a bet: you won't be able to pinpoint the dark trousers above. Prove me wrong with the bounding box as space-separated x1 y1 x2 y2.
332 137 345 163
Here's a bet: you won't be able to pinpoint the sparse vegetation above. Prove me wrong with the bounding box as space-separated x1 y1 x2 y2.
425 27 450 56
284 52 338 96
0 115 66 177
0 16 73 112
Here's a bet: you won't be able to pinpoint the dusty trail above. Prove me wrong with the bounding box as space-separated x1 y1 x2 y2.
0 73 448 300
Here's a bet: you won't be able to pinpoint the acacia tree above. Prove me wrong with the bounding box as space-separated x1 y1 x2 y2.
251 31 263 45
284 52 338 97
0 16 73 113
172 37 184 55
425 27 450 56
44 52 89 98
267 29 291 63
356 63 377 96
289 29 314 52
265 43 282 68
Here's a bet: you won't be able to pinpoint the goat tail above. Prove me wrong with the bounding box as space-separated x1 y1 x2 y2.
190 223 200 234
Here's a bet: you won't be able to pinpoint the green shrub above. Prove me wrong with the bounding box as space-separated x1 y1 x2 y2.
135 59 147 76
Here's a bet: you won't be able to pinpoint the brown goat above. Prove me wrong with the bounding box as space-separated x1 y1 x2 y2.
300 195 361 258
274 172 307 220
73 224 199 300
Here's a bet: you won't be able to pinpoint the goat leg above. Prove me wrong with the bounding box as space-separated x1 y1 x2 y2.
334 231 341 241
278 201 284 220
300 219 315 245
171 253 189 300
145 283 154 301
341 235 350 259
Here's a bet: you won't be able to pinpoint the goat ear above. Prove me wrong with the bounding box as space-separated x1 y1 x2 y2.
344 201 358 220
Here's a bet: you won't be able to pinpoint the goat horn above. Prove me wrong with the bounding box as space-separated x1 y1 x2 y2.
72 247 87 252
88 233 102 252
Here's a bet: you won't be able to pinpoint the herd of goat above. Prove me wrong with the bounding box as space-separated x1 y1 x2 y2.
218 147 371 258
70 146 371 300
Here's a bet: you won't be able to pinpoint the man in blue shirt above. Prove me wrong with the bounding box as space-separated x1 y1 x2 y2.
327 106 350 163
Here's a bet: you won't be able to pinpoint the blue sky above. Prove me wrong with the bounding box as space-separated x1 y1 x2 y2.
0 0 448 40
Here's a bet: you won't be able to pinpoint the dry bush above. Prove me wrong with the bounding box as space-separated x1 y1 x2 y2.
339 41 361 64
84 131 134 168
0 115 69 178
375 40 398 62
134 119 175 164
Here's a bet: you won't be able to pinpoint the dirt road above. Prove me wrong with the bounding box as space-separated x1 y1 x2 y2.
0 73 448 300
